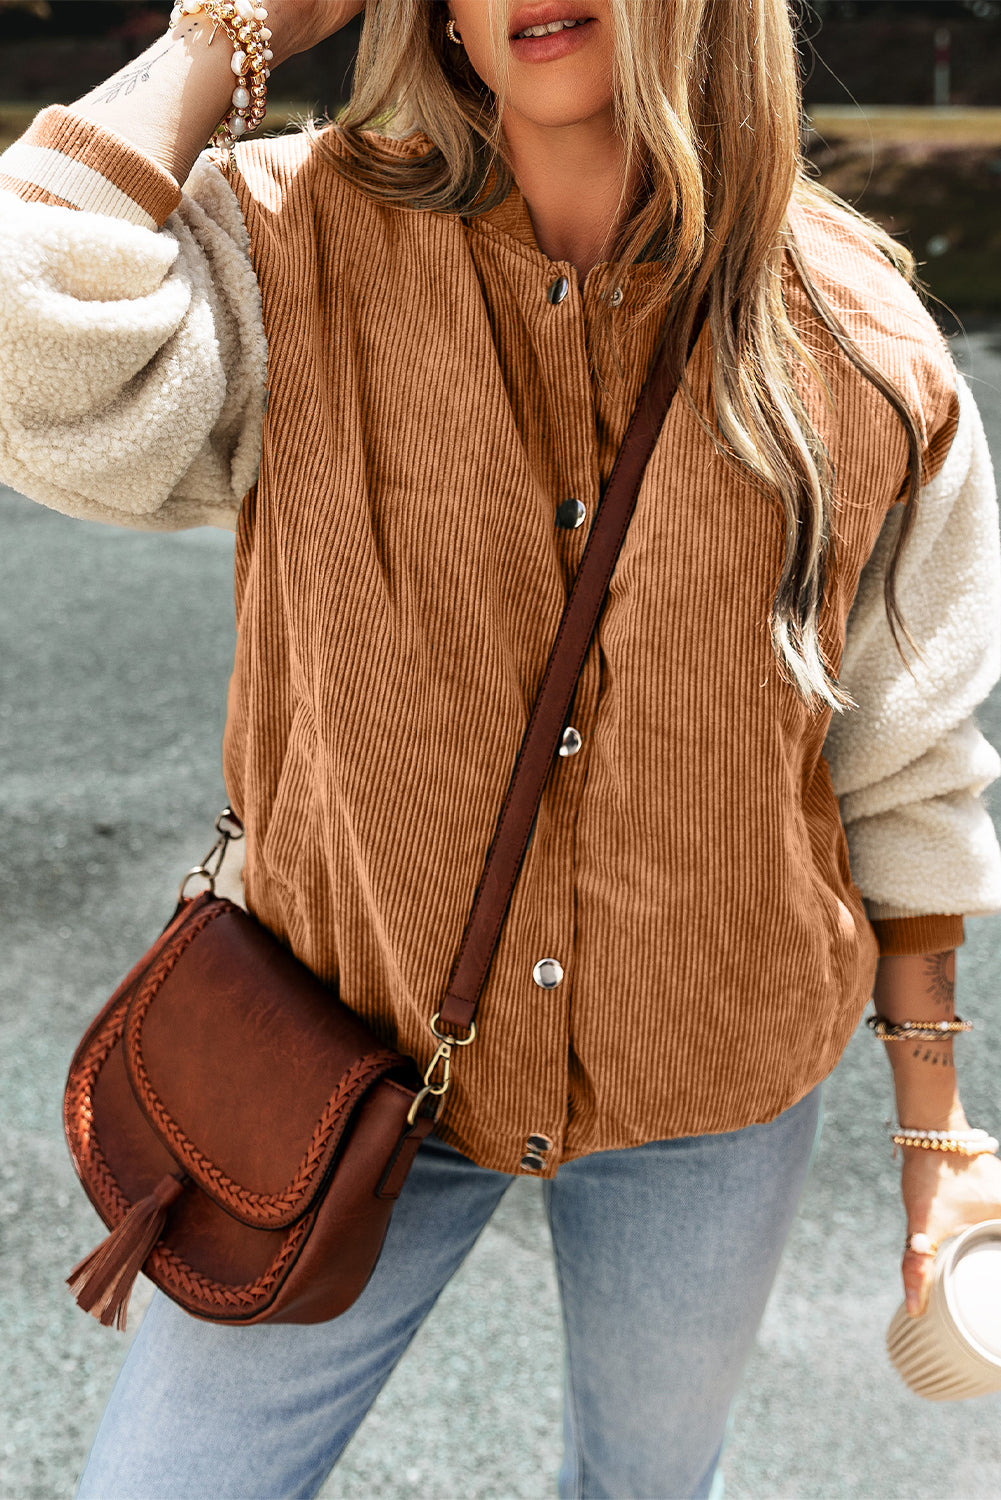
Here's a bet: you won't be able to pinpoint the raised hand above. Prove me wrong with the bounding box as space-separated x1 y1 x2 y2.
262 0 367 67
69 0 367 186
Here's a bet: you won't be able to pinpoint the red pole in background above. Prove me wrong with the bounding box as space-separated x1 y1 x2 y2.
934 26 951 108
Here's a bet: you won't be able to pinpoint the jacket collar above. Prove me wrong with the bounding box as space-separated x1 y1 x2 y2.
461 158 669 288
470 168 539 250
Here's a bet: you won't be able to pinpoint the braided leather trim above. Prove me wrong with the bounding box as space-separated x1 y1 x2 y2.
65 988 314 1315
92 895 406 1226
148 1214 312 1314
64 901 222 1176
70 1033 314 1315
64 992 129 1173
147 1207 314 1315
64 902 348 1317
108 1154 315 1316
128 1038 401 1227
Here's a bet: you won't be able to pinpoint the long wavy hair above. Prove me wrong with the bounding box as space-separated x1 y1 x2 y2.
299 0 929 714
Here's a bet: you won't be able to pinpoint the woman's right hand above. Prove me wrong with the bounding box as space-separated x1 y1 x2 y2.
266 0 367 67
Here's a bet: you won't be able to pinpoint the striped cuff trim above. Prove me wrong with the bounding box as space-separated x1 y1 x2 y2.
0 141 158 228
867 913 965 956
0 105 182 228
0 174 77 212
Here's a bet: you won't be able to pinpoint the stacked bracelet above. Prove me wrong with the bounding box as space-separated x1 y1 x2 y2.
867 1014 973 1042
168 0 273 166
890 1126 999 1158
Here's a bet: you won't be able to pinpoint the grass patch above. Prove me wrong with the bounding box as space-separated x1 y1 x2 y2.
805 130 1001 315
808 106 1001 147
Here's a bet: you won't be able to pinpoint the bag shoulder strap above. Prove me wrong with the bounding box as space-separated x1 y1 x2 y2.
438 308 708 1034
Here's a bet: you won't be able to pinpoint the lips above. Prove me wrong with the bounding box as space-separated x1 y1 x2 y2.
509 4 594 39
509 18 595 63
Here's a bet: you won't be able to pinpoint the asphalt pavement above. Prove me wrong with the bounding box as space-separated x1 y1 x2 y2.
1 324 1000 1500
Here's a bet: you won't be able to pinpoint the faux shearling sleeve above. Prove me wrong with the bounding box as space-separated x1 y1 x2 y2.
824 371 1001 955
0 105 267 532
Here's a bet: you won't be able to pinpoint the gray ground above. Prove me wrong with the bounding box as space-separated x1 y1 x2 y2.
1 325 1000 1500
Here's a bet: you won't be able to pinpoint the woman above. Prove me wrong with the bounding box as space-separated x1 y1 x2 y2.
1 1 1000 1496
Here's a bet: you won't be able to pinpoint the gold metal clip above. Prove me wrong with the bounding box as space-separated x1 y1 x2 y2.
177 806 245 902
406 1010 477 1126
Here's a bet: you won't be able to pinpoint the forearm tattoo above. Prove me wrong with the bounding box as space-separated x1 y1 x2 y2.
88 21 201 104
899 951 957 1066
922 949 955 1011
90 48 170 104
911 1045 954 1068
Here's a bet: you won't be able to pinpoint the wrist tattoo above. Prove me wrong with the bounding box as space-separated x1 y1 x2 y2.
911 1044 954 1067
921 950 955 1011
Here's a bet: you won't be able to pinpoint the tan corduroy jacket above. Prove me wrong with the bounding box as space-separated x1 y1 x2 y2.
2 107 1001 1175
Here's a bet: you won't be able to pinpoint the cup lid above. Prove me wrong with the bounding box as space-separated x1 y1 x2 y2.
943 1221 1001 1366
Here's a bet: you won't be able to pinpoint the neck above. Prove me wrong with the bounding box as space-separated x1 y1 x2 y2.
501 112 644 284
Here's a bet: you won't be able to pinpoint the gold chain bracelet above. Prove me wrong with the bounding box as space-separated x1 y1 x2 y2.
867 1014 973 1042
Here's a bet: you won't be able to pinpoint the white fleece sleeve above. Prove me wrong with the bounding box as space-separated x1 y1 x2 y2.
0 107 268 532
824 372 1001 928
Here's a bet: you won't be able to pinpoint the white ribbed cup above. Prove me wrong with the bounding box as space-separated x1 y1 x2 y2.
887 1220 1001 1401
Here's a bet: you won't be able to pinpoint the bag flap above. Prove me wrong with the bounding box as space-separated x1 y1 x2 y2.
121 896 412 1229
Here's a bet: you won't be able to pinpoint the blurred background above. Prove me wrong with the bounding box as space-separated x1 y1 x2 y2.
2 5 1001 1499
2 0 1001 313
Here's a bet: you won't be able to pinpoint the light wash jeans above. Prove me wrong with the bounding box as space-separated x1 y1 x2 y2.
76 1083 824 1500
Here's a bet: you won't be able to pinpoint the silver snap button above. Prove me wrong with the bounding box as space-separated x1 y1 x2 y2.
526 1134 552 1152
520 1154 545 1172
559 727 582 757
555 497 586 530
547 276 569 306
609 284 624 307
532 957 564 989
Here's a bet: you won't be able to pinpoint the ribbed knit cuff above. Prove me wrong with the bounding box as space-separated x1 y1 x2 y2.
867 912 965 956
0 104 182 229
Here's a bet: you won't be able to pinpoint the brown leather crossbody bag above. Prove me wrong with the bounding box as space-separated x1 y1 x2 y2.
62 303 705 1331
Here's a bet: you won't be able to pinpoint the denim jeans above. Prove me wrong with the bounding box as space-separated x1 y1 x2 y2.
75 1083 823 1500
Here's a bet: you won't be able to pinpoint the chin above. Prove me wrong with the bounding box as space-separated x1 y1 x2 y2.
508 89 615 128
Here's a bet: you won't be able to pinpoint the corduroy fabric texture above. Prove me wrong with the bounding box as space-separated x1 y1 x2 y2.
217 127 990 1172
2 108 1000 1175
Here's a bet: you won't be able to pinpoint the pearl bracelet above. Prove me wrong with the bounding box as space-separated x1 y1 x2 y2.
168 0 273 167
890 1126 999 1158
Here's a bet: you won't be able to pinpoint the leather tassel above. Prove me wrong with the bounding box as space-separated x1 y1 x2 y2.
67 1173 186 1330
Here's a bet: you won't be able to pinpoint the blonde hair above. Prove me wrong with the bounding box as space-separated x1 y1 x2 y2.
300 0 927 714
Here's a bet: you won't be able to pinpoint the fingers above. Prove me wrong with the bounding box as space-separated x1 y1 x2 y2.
902 1246 935 1316
902 1232 941 1316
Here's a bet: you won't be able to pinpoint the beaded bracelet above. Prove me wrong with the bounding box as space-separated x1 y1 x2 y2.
890 1126 999 1158
168 0 273 167
867 1014 973 1042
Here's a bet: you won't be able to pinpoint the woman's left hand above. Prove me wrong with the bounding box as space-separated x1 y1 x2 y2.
900 1148 1001 1314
